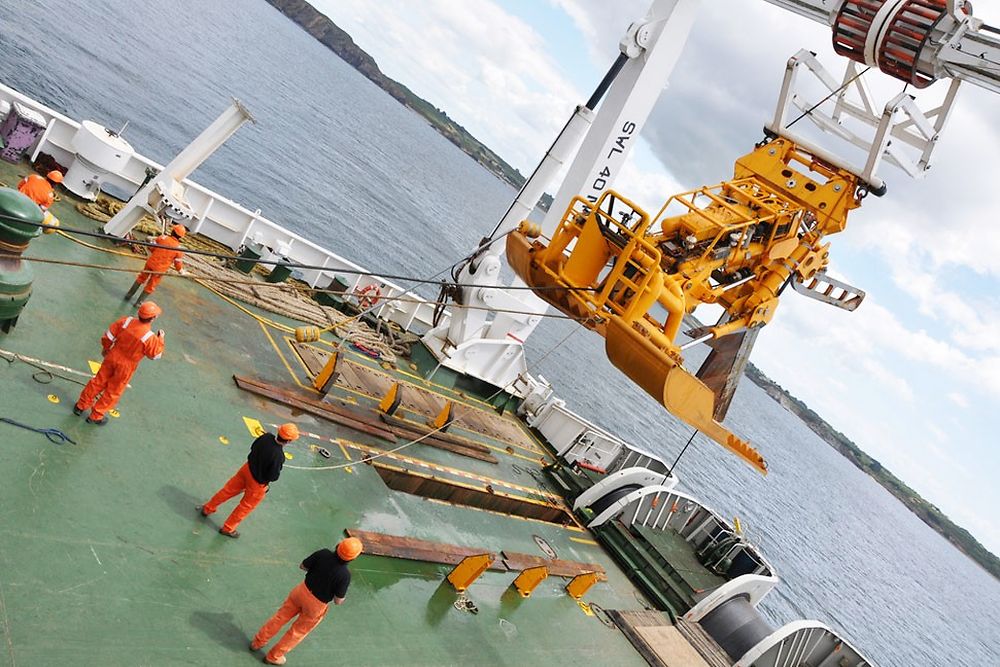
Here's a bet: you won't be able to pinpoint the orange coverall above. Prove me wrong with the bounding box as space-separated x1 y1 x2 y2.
202 463 267 533
17 174 54 209
136 234 184 294
75 316 164 420
253 582 328 662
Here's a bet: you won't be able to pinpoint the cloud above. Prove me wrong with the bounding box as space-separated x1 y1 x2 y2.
860 357 915 403
948 392 970 409
316 0 582 172
313 0 1000 552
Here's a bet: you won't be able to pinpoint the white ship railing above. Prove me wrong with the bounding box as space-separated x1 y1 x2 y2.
0 83 444 333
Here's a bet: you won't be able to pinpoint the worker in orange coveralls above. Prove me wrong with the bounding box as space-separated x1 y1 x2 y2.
124 224 187 305
251 537 363 665
74 301 165 425
17 170 62 210
199 423 299 538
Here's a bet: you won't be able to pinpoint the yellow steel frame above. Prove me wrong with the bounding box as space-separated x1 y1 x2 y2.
505 138 862 475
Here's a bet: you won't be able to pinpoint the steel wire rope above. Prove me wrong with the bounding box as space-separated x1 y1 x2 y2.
483 324 581 404
0 213 593 293
0 253 591 324
0 349 88 386
784 66 872 131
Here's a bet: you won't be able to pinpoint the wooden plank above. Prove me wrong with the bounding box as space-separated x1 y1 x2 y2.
232 375 397 442
500 550 607 580
606 609 670 667
674 618 733 667
635 626 713 667
346 529 507 571
374 464 573 524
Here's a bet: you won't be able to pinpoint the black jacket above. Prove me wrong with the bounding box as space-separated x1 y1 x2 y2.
247 433 285 484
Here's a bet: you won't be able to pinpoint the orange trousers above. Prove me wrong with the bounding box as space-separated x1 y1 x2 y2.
202 463 267 532
253 581 329 661
135 271 163 294
75 357 135 420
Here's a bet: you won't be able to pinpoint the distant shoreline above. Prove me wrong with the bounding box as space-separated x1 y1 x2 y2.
744 363 1000 581
264 0 551 210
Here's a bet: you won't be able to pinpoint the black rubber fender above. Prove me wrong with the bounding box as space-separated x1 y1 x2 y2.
589 484 643 516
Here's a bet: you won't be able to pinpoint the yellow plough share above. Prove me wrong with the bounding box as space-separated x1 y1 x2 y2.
507 138 865 475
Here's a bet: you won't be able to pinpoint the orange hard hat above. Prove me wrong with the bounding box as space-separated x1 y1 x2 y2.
337 537 363 561
277 423 299 441
137 301 162 320
46 170 63 184
171 224 187 238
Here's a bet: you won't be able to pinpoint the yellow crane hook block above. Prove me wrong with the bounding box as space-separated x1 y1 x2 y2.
507 139 863 476
511 566 549 598
446 553 495 592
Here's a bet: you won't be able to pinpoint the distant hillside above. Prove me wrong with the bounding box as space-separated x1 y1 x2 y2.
744 363 1000 581
265 0 551 209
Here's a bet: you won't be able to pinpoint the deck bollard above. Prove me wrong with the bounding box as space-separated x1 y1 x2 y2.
565 571 600 600
312 351 340 394
429 399 454 432
446 554 494 592
0 188 44 333
512 566 549 598
378 382 402 415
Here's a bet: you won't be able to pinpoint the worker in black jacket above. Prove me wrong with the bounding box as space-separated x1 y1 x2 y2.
199 423 299 538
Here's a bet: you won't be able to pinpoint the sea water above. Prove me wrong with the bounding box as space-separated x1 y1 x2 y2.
2 1 999 664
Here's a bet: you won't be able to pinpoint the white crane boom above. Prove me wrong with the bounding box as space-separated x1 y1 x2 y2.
423 0 1000 393
763 0 1000 94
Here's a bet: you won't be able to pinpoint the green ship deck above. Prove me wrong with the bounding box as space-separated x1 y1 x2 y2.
0 159 677 666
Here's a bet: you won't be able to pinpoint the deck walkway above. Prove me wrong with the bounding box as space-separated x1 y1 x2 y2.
0 162 655 665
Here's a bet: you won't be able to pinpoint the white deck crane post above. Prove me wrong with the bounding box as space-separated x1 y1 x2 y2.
422 0 703 392
104 100 255 237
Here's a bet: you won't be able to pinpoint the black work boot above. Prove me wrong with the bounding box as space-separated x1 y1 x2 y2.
124 280 143 301
134 291 149 307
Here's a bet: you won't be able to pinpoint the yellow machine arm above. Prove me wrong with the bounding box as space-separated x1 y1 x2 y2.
507 138 864 475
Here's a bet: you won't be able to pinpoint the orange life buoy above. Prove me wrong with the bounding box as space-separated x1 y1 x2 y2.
356 283 382 310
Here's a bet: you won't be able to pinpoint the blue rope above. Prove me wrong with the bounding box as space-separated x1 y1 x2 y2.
0 417 76 445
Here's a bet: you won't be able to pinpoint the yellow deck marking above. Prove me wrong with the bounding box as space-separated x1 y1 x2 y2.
242 416 265 438
109 409 120 418
282 336 314 375
218 436 230 446
46 394 60 404
393 410 547 460
320 355 545 456
308 340 504 410
423 497 584 532
87 360 101 374
338 441 351 460
569 537 599 546
284 451 294 460
257 321 319 394
336 436 561 501
283 426 557 500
